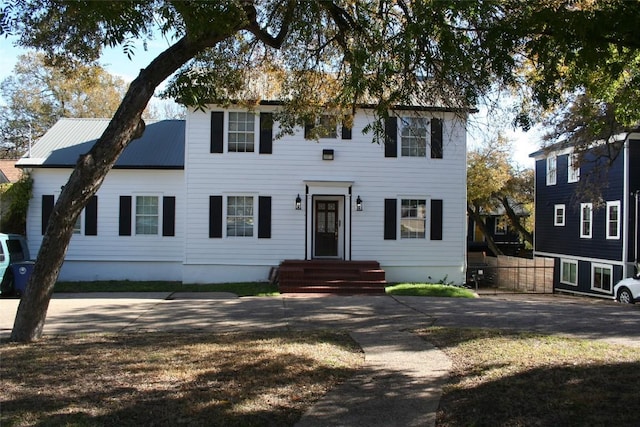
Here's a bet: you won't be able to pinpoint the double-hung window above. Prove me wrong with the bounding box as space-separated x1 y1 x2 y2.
228 112 255 152
227 196 254 237
568 153 580 183
554 204 565 226
592 263 613 292
606 201 620 239
560 259 578 286
580 203 592 238
401 117 427 157
135 196 159 235
318 115 337 138
400 199 426 238
546 155 557 185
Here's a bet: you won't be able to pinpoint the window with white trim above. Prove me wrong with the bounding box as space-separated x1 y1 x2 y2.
560 259 578 286
592 263 613 292
580 203 592 238
227 196 254 237
318 115 337 138
401 117 428 157
400 199 426 238
228 112 255 152
135 195 159 235
606 201 620 239
495 216 508 235
554 204 565 226
568 153 580 183
546 155 557 185
73 215 82 234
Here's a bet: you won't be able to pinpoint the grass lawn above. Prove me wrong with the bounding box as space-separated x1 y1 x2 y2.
1 331 363 427
54 281 476 298
418 327 640 426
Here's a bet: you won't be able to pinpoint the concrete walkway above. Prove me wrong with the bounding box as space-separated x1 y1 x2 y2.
2 292 639 426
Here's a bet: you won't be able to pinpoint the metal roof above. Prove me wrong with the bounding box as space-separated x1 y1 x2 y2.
17 118 185 169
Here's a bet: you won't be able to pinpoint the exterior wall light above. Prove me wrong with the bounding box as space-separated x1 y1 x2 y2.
322 149 334 160
356 195 363 211
295 194 302 210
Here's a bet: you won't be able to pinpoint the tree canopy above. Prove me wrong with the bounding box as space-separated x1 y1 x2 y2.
1 0 638 341
0 52 127 157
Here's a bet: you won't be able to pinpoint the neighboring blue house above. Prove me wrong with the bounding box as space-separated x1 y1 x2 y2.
530 132 640 299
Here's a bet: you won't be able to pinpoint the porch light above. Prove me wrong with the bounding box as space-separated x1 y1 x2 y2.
322 149 334 160
356 195 363 211
295 194 302 210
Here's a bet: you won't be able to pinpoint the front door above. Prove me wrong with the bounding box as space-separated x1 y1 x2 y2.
315 200 338 257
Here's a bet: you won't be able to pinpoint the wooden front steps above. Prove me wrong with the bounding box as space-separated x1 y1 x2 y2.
278 260 387 294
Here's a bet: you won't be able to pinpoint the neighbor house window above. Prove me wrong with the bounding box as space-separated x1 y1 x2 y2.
568 153 580 183
606 201 620 239
580 203 592 238
135 195 159 235
546 155 557 185
401 117 427 157
318 115 337 138
592 263 613 292
554 204 565 226
228 112 255 152
495 216 508 235
560 259 578 286
73 216 82 234
400 199 426 238
227 196 254 237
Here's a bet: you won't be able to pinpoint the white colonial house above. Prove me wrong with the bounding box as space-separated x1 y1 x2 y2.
18 103 470 286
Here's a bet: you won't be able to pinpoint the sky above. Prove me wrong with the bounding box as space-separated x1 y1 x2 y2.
0 34 539 168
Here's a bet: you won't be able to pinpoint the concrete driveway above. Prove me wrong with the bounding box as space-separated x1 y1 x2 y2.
1 292 638 347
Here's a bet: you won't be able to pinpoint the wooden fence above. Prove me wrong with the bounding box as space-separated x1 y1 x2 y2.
484 255 555 293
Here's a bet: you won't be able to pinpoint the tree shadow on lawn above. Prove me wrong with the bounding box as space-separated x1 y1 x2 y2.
416 327 640 426
1 330 363 426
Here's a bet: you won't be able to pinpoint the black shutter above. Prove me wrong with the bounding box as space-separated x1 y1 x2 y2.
259 113 273 154
42 195 55 235
430 118 443 159
85 195 98 236
430 199 443 240
210 111 224 153
384 116 397 157
162 196 176 237
119 196 132 236
258 196 272 239
341 115 352 140
384 198 397 240
209 196 223 238
304 121 314 139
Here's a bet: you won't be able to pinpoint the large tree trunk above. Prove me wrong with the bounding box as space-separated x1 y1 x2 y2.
9 34 233 342
467 204 504 257
498 196 533 246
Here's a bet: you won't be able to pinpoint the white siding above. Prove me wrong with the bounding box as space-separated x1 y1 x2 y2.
25 168 184 281
184 106 467 284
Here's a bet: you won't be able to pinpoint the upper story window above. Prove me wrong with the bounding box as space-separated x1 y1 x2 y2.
568 153 580 183
400 199 426 238
606 201 620 239
73 216 82 234
227 196 254 237
495 216 508 235
317 115 337 138
401 117 428 157
135 195 159 235
554 204 565 226
228 112 255 152
580 203 592 238
546 155 557 186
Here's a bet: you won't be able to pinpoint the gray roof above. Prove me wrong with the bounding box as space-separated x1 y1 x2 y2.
17 118 185 169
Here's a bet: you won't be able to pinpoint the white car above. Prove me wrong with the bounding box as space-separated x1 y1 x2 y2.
613 276 640 304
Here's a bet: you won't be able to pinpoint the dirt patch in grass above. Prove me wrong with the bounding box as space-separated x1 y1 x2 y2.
1 331 363 426
417 328 640 426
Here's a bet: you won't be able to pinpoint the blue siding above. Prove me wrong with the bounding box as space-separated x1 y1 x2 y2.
628 140 640 266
